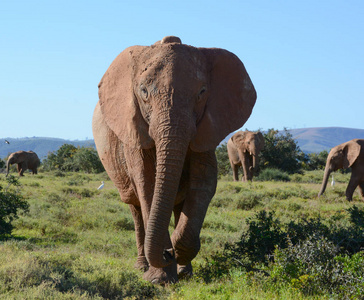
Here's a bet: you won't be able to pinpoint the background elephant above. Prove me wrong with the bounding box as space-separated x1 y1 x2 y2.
318 139 364 201
92 36 256 284
6 150 40 177
227 130 264 182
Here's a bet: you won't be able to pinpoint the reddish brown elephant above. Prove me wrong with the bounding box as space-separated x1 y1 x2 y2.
227 131 264 182
318 139 364 201
92 36 256 284
6 150 40 177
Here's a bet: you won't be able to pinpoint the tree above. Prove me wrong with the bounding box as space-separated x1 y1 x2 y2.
260 128 305 174
43 144 104 173
68 147 105 173
215 143 230 178
0 158 5 169
304 150 328 171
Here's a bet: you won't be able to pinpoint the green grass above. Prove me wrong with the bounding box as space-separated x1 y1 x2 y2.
0 170 362 299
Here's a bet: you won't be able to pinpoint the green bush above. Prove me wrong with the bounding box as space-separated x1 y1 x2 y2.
43 144 104 173
0 177 29 235
260 128 305 174
197 206 364 297
271 236 364 297
256 168 290 182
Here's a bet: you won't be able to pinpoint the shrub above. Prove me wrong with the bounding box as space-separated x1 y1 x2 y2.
271 236 364 297
256 168 290 182
260 128 305 174
0 177 29 235
197 205 364 296
43 144 104 173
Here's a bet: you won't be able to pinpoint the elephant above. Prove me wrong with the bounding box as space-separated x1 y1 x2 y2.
318 139 364 201
227 130 264 182
92 36 256 284
6 150 40 177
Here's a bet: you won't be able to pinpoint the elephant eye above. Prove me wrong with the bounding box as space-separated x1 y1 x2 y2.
197 86 207 101
140 85 149 102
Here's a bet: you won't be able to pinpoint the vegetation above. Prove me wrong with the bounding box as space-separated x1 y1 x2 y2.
0 176 29 235
0 168 363 299
0 158 5 169
42 144 104 173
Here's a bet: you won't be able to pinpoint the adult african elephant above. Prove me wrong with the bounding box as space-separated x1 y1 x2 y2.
92 36 256 284
6 150 40 177
318 139 364 201
227 130 264 182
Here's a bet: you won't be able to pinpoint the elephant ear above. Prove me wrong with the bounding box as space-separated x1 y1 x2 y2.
98 46 154 149
343 141 361 168
257 132 265 149
190 48 257 152
231 131 245 146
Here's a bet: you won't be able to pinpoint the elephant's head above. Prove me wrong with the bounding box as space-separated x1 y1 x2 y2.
318 140 361 197
6 154 17 176
98 36 256 268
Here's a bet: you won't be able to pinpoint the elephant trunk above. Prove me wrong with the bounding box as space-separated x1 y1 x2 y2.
144 127 190 269
252 153 259 171
318 164 331 197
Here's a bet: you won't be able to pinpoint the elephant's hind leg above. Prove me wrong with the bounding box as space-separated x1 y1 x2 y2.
346 175 360 201
358 182 364 201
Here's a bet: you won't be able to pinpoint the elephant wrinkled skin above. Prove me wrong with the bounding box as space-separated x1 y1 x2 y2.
92 36 256 284
318 139 364 201
6 150 40 177
227 131 264 182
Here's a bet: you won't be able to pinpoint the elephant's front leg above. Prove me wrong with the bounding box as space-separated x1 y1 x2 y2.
241 152 249 182
230 161 240 182
171 150 217 277
123 147 178 284
129 204 149 272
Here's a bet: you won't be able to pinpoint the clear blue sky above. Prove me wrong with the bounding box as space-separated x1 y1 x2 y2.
1 0 363 140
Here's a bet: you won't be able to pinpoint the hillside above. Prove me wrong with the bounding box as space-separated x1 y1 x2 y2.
289 127 364 153
1 127 364 159
222 127 364 153
0 137 95 159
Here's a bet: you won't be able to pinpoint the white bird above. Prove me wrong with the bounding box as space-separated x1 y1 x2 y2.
97 181 105 190
4 140 10 144
331 175 335 187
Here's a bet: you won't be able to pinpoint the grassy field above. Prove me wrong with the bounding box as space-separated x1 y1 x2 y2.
0 170 363 299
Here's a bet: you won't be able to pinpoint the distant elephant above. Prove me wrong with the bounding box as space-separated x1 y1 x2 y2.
227 131 264 182
6 150 40 177
318 139 364 201
92 36 256 284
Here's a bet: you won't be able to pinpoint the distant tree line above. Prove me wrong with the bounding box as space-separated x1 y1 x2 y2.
216 128 329 178
42 144 104 173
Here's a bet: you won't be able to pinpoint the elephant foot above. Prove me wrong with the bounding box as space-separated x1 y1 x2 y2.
177 263 193 280
143 261 178 285
134 256 149 272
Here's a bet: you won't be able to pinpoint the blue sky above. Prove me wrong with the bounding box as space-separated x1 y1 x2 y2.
1 0 363 140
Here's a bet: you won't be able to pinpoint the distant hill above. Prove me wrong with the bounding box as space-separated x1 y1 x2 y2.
289 127 364 153
1 127 364 160
0 137 95 160
222 127 364 153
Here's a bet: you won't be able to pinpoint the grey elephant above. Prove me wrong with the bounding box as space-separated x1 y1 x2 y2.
92 36 257 284
6 150 40 177
227 130 264 181
318 139 364 201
